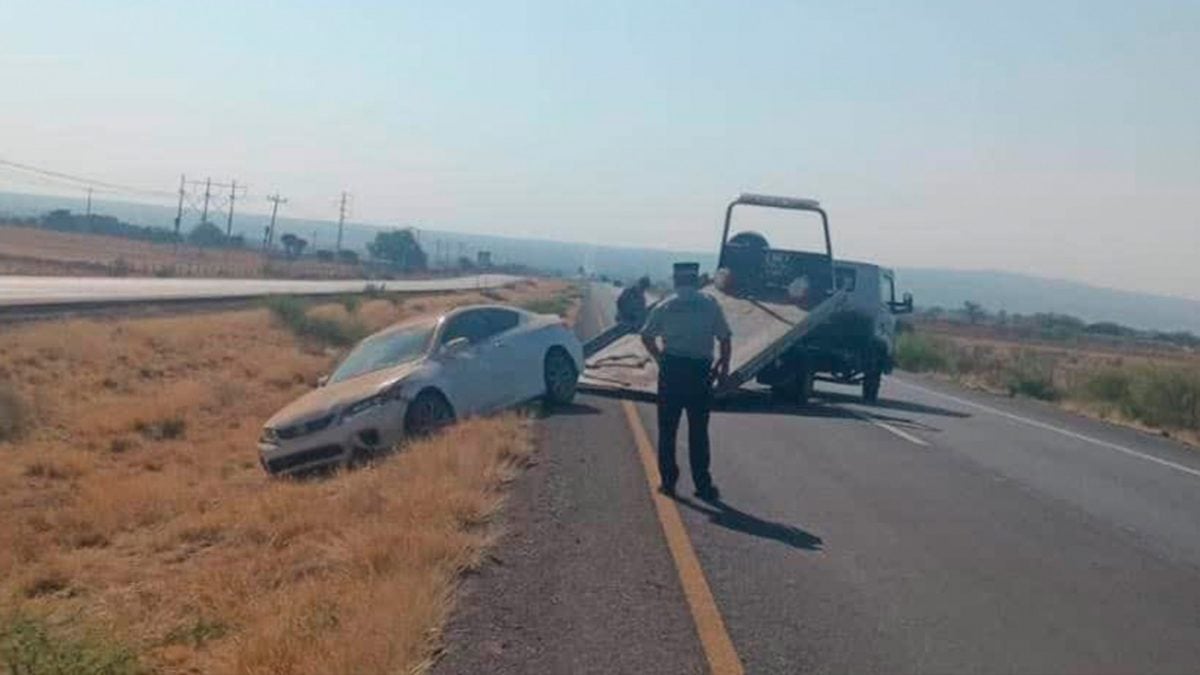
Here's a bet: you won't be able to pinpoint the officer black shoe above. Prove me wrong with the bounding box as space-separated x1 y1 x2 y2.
694 484 720 502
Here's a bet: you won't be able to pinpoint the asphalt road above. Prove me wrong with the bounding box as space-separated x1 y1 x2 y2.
438 285 1200 674
0 273 520 306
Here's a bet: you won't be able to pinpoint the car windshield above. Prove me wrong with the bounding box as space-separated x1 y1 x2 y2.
328 321 436 384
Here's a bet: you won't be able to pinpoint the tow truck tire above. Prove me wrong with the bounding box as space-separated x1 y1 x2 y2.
863 367 882 404
774 365 814 405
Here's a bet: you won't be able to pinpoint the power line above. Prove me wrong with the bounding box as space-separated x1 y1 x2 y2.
0 157 176 200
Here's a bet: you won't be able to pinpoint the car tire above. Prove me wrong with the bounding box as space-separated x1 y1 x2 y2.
543 347 578 406
404 389 455 437
863 367 882 403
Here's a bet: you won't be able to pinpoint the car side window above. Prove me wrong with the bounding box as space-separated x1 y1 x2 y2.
441 311 491 345
483 309 520 336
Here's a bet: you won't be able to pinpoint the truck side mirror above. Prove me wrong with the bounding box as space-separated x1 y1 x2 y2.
316 375 329 388
890 292 914 315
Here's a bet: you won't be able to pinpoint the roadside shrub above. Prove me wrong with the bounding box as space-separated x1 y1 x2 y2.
0 382 30 442
266 296 367 347
894 333 949 373
1128 368 1200 430
1082 369 1133 407
1003 352 1060 401
266 295 307 329
0 613 141 674
340 295 361 314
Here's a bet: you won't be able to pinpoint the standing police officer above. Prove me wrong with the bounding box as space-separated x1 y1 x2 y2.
640 263 732 500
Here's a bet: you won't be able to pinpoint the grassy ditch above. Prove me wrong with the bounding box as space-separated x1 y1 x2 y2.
896 330 1200 443
0 279 572 674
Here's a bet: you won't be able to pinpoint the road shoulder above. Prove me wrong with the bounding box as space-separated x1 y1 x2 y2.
432 395 707 674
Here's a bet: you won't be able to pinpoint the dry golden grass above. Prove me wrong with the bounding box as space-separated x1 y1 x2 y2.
0 279 574 674
900 327 1200 447
0 224 361 278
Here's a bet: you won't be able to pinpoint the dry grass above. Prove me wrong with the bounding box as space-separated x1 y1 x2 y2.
0 224 361 278
0 279 574 674
897 328 1200 447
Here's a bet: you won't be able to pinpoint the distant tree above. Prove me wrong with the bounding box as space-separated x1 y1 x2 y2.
280 233 308 259
188 221 227 247
368 228 427 270
963 301 986 325
316 249 335 262
337 250 360 264
457 255 476 270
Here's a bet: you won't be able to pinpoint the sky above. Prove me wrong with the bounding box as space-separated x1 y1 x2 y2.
2 1 1198 299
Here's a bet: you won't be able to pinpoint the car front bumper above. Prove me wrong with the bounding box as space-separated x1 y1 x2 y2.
258 400 408 475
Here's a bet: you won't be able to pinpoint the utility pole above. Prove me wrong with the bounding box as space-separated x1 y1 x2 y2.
85 187 93 220
225 180 238 237
336 191 348 253
265 193 287 251
173 174 186 250
200 177 212 224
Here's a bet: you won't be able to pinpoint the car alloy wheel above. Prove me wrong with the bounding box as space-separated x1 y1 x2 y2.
544 348 578 405
405 390 454 437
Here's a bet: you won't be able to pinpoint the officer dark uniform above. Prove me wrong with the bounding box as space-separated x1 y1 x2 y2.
616 276 651 327
640 263 732 500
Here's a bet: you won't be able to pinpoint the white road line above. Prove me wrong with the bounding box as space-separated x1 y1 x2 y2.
891 378 1200 480
841 407 930 447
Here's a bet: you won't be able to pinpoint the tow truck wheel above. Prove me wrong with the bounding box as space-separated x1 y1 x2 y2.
862 367 882 404
773 365 814 405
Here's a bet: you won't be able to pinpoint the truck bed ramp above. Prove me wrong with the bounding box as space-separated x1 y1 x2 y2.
579 288 846 399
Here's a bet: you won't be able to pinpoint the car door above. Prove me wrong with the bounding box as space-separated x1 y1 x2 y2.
479 308 538 405
437 310 499 415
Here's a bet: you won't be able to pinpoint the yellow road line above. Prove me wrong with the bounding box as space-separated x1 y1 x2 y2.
620 400 745 675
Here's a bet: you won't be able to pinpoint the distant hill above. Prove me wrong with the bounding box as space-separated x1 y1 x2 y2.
2 190 1196 334
898 268 1200 335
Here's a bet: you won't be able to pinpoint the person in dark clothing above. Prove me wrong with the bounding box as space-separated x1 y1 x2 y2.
616 276 651 327
640 263 732 501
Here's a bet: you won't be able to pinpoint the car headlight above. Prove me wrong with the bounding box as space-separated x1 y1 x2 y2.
341 393 386 420
340 385 409 421
260 427 279 444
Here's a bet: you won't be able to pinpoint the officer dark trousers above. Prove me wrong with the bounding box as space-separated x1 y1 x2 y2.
656 354 713 490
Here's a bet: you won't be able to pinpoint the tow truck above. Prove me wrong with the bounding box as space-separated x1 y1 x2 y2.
579 193 850 400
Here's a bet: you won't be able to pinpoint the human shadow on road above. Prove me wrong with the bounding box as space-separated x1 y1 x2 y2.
715 390 947 434
675 497 824 551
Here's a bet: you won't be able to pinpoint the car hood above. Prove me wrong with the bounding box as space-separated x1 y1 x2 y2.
265 361 424 430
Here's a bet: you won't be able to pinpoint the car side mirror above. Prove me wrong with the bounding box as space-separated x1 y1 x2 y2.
316 375 329 388
440 336 470 357
889 292 914 315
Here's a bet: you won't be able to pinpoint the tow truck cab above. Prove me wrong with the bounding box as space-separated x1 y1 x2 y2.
802 261 913 402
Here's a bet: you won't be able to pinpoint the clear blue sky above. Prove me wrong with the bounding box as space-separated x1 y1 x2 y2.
2 1 1197 298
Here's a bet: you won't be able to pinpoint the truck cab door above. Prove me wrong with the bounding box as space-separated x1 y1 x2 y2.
877 271 898 355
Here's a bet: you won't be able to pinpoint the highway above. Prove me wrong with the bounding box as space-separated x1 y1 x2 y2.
437 285 1200 674
0 274 520 307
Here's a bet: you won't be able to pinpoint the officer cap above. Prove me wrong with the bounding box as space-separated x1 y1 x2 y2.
673 262 700 277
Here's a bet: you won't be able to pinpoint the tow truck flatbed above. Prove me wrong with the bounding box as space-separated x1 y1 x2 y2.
579 286 847 399
577 193 845 402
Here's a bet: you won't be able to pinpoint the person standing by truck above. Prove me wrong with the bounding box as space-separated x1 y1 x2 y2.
616 276 651 328
640 263 732 501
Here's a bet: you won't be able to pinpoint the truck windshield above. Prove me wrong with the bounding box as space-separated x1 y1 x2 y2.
328 321 436 384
